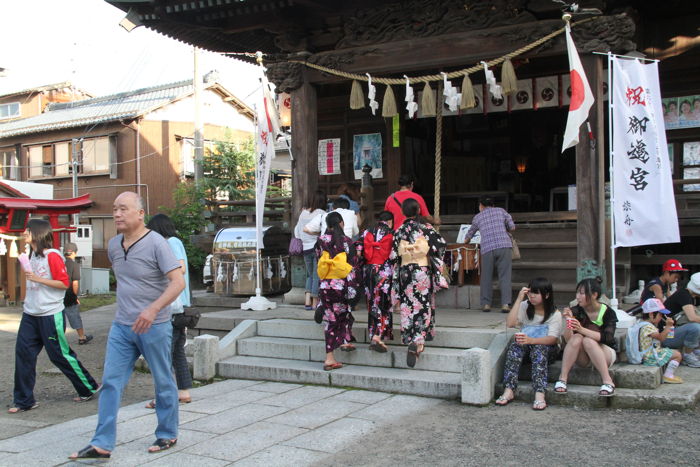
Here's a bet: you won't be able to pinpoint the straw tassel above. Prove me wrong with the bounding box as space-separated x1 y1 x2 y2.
460 74 476 109
381 85 398 117
501 58 518 96
421 82 436 117
350 80 365 109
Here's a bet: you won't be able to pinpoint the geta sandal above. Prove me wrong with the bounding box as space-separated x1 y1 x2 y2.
407 343 418 368
323 362 343 371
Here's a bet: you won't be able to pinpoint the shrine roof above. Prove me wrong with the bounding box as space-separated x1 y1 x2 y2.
0 194 92 211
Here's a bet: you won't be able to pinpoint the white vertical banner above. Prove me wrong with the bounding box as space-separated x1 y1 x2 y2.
255 71 280 249
611 57 679 247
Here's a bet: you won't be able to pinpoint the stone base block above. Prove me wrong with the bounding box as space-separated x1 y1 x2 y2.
461 348 492 405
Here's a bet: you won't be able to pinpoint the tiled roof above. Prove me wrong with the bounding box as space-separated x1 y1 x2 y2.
0 80 228 138
0 81 76 99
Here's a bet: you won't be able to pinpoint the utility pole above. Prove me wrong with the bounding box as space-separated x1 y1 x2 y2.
71 138 80 226
193 47 204 183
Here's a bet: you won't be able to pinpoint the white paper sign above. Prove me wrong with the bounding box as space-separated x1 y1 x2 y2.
318 138 341 175
456 224 481 244
611 57 680 247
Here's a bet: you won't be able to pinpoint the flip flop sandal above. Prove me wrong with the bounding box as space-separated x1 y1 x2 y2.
323 362 343 371
7 403 39 414
148 438 177 453
369 341 388 353
554 380 568 394
407 343 418 368
146 397 193 409
599 383 615 397
495 396 513 406
532 400 548 411
78 335 94 345
69 445 111 459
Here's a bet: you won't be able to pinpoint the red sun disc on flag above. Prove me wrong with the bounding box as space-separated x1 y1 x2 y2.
569 70 585 110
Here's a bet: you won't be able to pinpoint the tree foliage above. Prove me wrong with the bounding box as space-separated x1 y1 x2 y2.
160 181 207 272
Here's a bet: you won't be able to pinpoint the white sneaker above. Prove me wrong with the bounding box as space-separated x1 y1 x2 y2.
682 352 700 368
693 349 700 358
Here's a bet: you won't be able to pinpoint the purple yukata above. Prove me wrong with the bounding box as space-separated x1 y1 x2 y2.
315 233 359 352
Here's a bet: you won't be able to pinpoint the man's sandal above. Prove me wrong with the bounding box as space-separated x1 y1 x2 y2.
68 445 111 459
148 438 177 453
599 383 615 397
554 380 568 394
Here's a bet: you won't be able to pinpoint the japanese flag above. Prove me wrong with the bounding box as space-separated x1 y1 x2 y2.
561 24 594 153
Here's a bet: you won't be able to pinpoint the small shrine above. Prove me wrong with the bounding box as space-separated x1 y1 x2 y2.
0 193 92 304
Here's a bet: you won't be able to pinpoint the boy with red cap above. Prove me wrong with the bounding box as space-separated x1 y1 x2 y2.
639 259 687 304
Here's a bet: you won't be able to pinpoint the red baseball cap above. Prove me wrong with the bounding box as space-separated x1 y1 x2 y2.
663 259 687 272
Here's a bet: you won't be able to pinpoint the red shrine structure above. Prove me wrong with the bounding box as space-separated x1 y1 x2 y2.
0 192 92 304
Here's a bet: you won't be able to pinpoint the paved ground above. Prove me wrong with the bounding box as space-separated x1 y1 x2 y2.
2 300 699 466
0 378 698 466
0 303 156 441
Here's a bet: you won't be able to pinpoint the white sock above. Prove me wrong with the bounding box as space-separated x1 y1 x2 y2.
664 360 680 378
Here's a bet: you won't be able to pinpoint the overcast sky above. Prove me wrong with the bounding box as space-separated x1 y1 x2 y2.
0 0 261 103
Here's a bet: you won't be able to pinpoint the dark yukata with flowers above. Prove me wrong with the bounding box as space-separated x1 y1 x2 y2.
315 233 360 353
390 218 448 345
356 221 394 341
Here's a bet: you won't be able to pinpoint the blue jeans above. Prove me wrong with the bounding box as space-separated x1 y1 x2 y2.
303 250 320 297
90 322 178 451
662 322 700 350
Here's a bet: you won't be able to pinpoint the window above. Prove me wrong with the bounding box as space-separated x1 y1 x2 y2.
26 136 117 178
0 102 20 120
180 137 217 177
89 218 116 250
0 149 18 180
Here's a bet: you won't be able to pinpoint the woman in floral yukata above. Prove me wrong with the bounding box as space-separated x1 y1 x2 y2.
390 198 448 367
315 211 360 371
356 210 395 353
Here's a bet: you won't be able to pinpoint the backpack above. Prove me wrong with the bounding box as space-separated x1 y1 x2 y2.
625 320 654 364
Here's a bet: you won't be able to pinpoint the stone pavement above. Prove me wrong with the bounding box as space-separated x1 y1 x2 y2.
0 378 444 466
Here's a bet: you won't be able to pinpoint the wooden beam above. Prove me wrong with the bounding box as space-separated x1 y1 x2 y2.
290 71 318 228
304 19 569 83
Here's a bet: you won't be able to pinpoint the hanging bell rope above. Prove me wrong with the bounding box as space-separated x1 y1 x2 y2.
287 17 595 85
433 81 444 230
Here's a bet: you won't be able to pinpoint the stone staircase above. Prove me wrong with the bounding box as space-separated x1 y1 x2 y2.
214 318 507 401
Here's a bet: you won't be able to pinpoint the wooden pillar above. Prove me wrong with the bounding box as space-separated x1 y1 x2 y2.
290 74 318 228
576 55 607 286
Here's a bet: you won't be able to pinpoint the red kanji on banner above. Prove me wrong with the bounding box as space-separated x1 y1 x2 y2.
625 86 646 106
326 140 334 174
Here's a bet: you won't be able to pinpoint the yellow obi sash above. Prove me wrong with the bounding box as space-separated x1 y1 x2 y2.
317 251 353 280
398 237 429 267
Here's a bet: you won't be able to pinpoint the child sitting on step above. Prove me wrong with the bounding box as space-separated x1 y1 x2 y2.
639 298 683 384
496 278 562 411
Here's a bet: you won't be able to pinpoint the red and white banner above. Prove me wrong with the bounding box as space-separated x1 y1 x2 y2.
255 71 282 248
561 24 594 152
318 138 341 175
611 56 679 247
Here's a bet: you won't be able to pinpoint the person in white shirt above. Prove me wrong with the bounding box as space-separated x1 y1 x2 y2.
294 190 327 311
304 197 359 239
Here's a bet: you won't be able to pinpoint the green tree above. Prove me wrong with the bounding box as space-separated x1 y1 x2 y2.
160 182 207 272
202 138 256 201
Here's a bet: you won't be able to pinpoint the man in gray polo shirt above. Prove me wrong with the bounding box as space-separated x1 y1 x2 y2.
70 192 184 460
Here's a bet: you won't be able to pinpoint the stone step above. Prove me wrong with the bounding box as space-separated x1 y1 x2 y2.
237 336 464 372
217 355 461 399
497 379 698 410
517 361 662 389
256 318 499 349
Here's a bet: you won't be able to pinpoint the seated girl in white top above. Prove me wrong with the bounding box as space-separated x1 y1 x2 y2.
496 277 562 411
